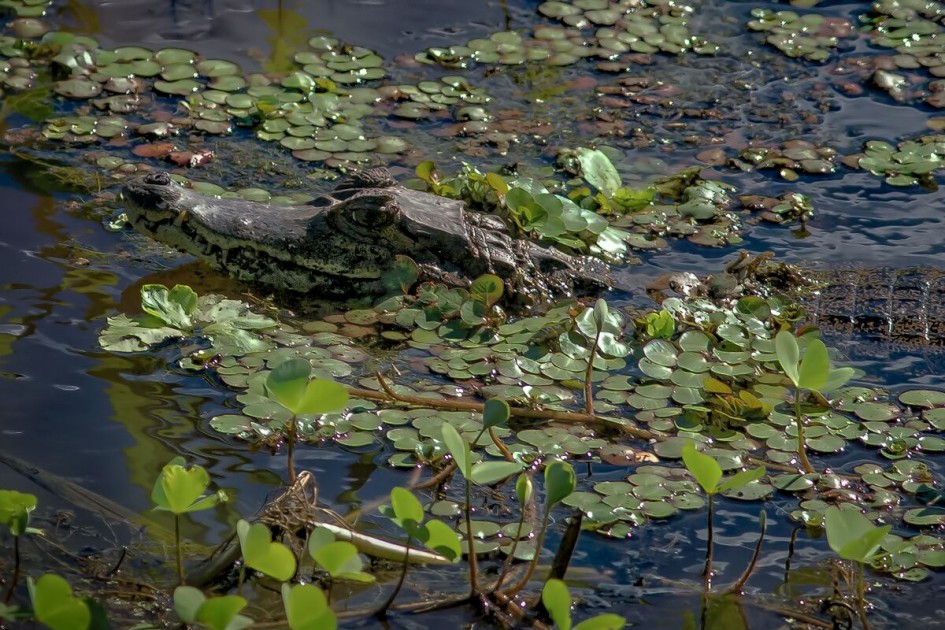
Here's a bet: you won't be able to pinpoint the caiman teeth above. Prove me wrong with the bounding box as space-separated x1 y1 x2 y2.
174 210 189 227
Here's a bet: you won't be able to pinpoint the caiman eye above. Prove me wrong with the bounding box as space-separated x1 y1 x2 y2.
347 198 399 228
144 171 172 186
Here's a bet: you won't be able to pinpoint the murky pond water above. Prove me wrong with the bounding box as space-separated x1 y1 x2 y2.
3 0 945 628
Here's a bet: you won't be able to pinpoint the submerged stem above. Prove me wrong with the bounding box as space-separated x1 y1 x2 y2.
794 390 815 475
375 536 413 617
3 536 20 603
507 507 552 596
704 494 714 593
175 515 184 586
286 415 297 484
464 480 480 597
857 562 873 630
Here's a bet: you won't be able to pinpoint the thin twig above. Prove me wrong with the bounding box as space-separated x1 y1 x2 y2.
724 510 766 595
356 373 651 438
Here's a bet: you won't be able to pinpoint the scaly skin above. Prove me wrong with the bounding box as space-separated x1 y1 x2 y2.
122 168 609 305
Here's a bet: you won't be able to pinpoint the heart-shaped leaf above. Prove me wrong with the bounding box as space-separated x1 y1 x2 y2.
265 358 311 412
717 465 766 494
295 379 349 415
0 489 37 536
310 540 373 582
196 595 252 630
797 338 829 392
282 583 336 630
236 519 297 581
265 359 348 415
152 457 218 514
416 519 462 562
470 461 523 485
388 487 424 536
173 585 206 622
775 331 800 387
29 574 90 630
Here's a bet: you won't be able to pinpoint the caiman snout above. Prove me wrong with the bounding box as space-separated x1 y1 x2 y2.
123 171 183 217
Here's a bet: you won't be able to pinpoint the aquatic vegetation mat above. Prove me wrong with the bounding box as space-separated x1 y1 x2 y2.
5 0 945 627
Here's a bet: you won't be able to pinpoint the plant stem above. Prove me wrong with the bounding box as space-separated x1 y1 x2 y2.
175 515 184 586
286 414 297 484
2 536 20 603
507 506 552 595
583 328 603 416
704 495 714 593
493 510 529 592
464 480 480 597
375 536 413 617
856 562 873 630
725 510 766 594
794 390 815 474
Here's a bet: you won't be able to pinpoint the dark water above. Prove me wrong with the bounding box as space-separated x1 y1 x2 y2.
3 0 945 628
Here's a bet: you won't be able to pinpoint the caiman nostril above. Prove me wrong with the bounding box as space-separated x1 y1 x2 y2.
144 172 172 186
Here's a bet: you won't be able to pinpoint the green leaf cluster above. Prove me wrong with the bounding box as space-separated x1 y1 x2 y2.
99 284 278 355
384 487 463 561
682 441 766 496
775 330 855 394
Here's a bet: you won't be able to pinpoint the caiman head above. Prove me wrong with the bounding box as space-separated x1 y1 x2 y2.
122 170 485 297
122 169 610 302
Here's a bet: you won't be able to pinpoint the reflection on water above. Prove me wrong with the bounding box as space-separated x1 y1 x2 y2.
69 0 508 68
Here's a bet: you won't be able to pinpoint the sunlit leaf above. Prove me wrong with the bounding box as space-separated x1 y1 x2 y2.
576 148 621 198
775 331 800 387
195 595 252 630
716 466 766 494
470 461 523 485
151 457 221 514
797 338 829 392
824 507 891 563
682 441 722 494
236 519 297 581
442 423 471 478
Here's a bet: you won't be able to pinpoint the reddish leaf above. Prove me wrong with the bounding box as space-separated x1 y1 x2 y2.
132 142 176 158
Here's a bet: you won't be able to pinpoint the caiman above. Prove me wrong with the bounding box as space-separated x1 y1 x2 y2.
122 168 608 305
651 251 945 345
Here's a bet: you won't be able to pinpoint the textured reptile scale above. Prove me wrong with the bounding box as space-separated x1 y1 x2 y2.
808 269 945 346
